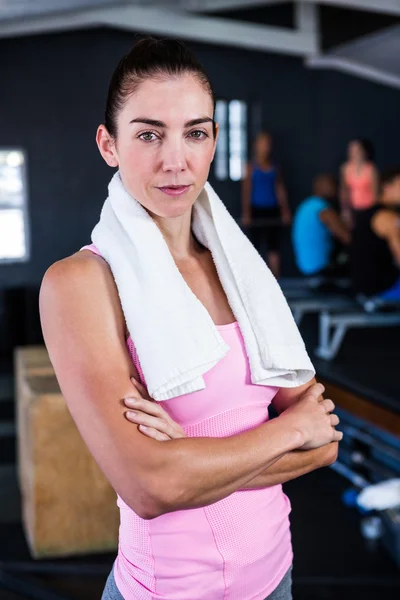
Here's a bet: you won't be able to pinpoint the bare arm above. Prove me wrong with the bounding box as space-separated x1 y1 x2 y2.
240 445 336 490
40 254 316 519
319 207 351 246
339 164 350 216
241 163 252 224
371 164 379 206
126 379 341 492
373 210 400 267
276 169 291 223
240 379 339 490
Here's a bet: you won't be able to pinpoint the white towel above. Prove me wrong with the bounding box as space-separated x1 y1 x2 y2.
92 172 315 401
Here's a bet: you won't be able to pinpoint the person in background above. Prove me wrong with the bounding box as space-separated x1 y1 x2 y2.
350 166 400 301
292 174 350 278
242 130 291 278
340 138 378 227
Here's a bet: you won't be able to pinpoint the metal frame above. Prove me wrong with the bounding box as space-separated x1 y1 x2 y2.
307 54 400 91
315 309 400 360
288 295 356 325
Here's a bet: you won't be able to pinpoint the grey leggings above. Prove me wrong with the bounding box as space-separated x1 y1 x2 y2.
101 566 293 600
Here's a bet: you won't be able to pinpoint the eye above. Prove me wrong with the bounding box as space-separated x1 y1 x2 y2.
188 130 208 140
139 131 158 142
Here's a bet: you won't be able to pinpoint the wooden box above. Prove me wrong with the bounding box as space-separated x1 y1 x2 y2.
14 346 119 558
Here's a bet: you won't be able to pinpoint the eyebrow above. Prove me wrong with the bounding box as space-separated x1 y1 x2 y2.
129 117 214 128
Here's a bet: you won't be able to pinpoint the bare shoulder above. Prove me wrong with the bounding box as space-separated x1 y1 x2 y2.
340 162 349 177
41 249 125 334
41 249 112 295
244 162 253 178
372 209 399 239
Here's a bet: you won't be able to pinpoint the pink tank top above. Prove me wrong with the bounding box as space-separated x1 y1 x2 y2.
81 243 293 600
345 162 376 210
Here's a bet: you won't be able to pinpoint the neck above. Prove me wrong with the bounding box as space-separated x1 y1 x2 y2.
256 156 271 167
152 210 204 261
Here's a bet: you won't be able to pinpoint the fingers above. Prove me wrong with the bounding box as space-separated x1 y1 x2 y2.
130 377 152 400
330 413 340 427
136 425 170 442
322 398 335 413
332 429 343 442
305 383 325 400
125 396 163 417
125 395 186 437
125 410 185 439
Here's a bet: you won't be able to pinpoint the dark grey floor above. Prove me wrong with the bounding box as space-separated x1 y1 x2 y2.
0 465 399 599
1 311 400 599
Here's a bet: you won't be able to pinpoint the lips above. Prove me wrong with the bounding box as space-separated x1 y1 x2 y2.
157 185 191 197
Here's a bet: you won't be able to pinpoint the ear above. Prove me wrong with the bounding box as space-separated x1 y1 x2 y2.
96 124 119 167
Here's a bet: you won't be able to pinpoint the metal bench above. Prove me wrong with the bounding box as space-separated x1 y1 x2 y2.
280 276 352 303
288 294 356 325
315 309 400 360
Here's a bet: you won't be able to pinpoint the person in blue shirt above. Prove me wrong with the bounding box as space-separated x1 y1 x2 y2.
293 174 350 277
242 131 291 278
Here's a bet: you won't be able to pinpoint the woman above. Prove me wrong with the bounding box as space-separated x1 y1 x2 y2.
340 138 378 227
39 38 341 600
241 131 291 278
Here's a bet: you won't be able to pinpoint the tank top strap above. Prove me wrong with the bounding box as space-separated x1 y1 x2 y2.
80 243 101 256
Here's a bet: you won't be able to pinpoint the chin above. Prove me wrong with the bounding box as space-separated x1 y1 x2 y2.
150 191 199 219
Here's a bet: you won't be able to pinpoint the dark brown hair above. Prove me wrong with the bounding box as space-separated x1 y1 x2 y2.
105 36 216 138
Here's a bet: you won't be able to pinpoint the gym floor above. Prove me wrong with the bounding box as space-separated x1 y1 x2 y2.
0 461 399 599
1 318 399 599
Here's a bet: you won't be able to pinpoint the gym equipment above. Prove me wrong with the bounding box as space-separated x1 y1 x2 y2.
315 309 400 360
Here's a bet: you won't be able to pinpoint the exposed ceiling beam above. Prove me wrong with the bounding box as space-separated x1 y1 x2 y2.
295 2 320 51
299 0 400 17
0 4 318 56
0 0 126 20
307 54 400 90
177 0 287 12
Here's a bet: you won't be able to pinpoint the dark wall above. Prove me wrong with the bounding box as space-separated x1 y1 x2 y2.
0 26 400 353
0 27 317 289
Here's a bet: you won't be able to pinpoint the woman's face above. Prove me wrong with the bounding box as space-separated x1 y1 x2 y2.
97 74 217 219
255 133 272 159
348 141 366 163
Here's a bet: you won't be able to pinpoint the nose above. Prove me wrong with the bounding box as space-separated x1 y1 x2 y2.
161 139 187 174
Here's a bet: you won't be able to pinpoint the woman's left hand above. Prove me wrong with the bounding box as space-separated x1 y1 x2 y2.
124 378 186 441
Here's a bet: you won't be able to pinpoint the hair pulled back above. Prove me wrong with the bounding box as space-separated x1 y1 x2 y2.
105 36 216 138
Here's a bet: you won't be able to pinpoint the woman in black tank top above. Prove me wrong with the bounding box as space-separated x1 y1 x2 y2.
350 206 399 297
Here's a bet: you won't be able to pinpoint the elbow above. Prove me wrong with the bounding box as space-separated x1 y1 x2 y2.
125 475 184 520
125 492 166 521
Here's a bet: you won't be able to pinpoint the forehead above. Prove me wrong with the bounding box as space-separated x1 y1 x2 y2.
121 74 213 121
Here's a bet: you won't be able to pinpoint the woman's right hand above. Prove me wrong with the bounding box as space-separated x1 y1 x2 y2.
280 383 343 450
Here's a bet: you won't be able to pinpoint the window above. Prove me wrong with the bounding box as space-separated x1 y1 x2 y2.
215 99 247 181
0 149 29 263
